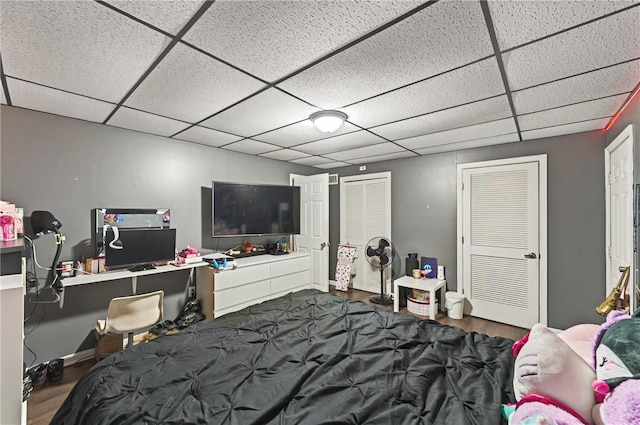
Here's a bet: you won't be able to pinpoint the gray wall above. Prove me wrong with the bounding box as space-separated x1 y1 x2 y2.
605 91 640 310
0 105 316 362
4 96 636 360
327 130 608 330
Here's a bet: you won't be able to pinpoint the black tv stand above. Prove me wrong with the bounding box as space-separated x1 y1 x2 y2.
128 263 156 272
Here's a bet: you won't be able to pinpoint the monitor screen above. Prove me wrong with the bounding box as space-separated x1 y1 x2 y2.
212 182 300 237
104 228 176 269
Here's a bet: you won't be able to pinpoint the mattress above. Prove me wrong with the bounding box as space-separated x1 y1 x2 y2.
51 289 516 425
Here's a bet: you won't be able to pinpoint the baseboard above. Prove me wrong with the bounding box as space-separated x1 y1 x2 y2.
62 348 94 367
329 279 336 287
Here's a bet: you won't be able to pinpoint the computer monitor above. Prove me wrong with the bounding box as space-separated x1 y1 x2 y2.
104 228 176 270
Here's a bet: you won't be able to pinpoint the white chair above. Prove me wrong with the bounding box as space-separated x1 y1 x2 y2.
95 290 164 359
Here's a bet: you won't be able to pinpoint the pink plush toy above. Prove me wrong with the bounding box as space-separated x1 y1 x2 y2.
506 311 640 425
508 323 596 425
591 309 640 425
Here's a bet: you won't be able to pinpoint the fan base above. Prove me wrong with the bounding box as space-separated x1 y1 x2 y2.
369 295 394 305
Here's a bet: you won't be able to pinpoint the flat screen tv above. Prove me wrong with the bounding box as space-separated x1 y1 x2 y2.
212 182 300 237
105 228 176 269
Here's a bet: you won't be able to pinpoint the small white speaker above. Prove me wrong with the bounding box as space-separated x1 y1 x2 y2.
437 265 445 280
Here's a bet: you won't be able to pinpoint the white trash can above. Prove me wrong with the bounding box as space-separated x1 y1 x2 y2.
445 292 465 320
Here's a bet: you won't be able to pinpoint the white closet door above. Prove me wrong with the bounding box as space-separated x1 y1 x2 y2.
605 125 634 312
340 173 391 293
462 162 540 329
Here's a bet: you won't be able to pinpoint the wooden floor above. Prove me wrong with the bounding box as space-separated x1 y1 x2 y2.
329 286 529 340
27 287 528 424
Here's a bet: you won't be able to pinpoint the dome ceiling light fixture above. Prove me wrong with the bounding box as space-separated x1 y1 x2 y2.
310 110 348 133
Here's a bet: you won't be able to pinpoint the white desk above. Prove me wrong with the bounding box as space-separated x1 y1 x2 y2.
394 275 446 319
59 262 208 307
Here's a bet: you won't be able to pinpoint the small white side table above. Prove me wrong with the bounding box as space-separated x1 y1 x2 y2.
394 275 446 319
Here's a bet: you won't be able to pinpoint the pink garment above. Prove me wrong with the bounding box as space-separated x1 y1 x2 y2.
335 245 357 291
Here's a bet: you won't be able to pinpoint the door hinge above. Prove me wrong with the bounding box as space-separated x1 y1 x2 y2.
462 236 464 244
607 173 612 185
608 246 612 258
462 182 464 191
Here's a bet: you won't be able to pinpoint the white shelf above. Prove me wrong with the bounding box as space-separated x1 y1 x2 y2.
62 262 207 288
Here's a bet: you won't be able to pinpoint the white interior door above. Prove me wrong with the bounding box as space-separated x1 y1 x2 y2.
340 172 391 294
291 173 329 292
460 159 543 329
605 124 634 312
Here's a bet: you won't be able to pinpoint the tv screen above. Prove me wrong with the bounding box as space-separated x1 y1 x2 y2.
212 182 300 237
105 228 176 269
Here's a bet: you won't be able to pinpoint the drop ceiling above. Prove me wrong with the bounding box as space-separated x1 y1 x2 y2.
1 0 638 169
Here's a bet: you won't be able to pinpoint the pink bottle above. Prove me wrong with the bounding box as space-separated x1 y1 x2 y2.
0 215 16 241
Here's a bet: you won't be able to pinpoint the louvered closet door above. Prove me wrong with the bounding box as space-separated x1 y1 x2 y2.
341 176 391 293
462 162 539 329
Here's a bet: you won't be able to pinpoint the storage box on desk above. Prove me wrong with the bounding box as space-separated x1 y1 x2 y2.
407 297 438 317
179 255 203 265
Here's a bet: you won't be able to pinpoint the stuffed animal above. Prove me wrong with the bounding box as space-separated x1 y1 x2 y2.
507 323 597 425
591 308 640 425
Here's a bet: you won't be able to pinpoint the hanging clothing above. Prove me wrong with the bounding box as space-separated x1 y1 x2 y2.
335 244 357 291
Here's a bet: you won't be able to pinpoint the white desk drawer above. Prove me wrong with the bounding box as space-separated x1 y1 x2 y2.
215 264 270 291
215 278 270 310
215 295 271 318
271 283 310 300
271 270 310 294
271 256 310 278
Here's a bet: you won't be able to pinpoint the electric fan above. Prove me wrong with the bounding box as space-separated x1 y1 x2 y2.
365 236 394 305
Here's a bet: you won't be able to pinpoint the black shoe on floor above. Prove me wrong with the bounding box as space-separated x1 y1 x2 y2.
27 363 48 388
47 358 64 382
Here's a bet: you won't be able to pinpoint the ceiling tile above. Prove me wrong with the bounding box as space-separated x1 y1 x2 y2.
295 130 387 155
222 139 279 155
414 133 520 156
200 88 318 137
173 125 242 147
109 107 191 137
503 7 640 91
279 0 493 108
105 0 205 35
291 156 336 166
518 94 627 131
0 1 171 102
7 78 115 123
521 118 609 141
489 0 636 50
348 151 417 164
253 120 360 147
325 142 405 162
124 43 264 123
341 58 505 128
260 149 312 161
183 0 423 82
371 95 512 141
397 118 518 150
513 59 640 115
315 161 352 169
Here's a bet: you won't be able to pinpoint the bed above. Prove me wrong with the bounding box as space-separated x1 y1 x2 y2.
51 289 516 425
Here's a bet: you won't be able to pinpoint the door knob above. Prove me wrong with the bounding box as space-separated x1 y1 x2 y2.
320 242 327 250
524 252 537 259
